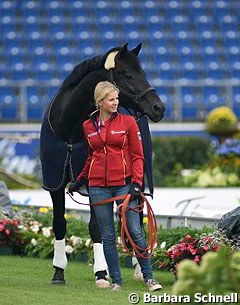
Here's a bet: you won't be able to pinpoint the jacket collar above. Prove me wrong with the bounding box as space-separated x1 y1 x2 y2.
89 109 118 126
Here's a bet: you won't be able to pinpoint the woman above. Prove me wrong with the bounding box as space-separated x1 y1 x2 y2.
69 81 162 291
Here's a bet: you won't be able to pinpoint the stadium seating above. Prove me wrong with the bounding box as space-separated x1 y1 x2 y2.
0 0 240 121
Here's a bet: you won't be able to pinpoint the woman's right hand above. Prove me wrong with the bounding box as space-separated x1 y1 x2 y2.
68 178 87 195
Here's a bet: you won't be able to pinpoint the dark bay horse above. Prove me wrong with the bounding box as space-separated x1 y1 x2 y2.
40 43 165 284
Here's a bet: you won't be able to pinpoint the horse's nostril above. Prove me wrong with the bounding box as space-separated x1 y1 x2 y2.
152 103 161 114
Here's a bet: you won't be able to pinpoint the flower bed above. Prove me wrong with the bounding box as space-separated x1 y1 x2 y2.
153 230 239 275
0 218 24 250
0 208 93 261
1 208 238 272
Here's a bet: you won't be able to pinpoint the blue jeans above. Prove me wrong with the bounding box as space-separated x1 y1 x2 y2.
89 184 153 285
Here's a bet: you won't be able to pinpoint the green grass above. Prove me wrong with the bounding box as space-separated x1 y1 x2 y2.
0 256 175 305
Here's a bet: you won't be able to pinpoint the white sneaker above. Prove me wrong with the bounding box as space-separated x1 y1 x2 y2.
146 279 162 292
133 263 144 281
96 279 110 288
110 283 122 291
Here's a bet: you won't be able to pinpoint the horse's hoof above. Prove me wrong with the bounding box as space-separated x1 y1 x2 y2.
51 267 66 285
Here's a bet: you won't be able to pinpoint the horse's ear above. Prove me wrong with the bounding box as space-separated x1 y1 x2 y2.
131 43 142 56
118 43 129 58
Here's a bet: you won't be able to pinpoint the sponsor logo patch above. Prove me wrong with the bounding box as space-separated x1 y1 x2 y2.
111 130 126 134
88 132 97 137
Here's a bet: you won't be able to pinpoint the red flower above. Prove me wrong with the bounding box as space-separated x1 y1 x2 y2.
0 218 22 247
194 256 200 263
5 229 11 235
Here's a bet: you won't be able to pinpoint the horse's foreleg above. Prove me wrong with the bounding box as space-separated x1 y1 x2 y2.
50 189 67 284
89 206 109 288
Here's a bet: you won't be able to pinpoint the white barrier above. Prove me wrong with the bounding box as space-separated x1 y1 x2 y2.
9 187 239 219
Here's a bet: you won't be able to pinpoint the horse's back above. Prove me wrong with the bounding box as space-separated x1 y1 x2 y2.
40 110 88 191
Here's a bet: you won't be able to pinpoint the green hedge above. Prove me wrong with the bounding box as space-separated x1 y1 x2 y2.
152 136 211 186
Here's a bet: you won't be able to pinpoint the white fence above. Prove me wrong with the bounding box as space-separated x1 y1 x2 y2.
8 187 239 229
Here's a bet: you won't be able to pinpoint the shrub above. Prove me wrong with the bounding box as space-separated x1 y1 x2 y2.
182 167 240 187
172 247 240 296
206 106 238 138
152 137 211 186
181 138 240 187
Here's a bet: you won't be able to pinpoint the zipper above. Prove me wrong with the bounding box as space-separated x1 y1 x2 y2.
91 118 108 186
121 150 127 185
103 146 107 186
121 134 127 185
88 158 95 181
94 122 108 186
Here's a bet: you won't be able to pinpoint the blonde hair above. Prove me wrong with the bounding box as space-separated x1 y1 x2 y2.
94 81 119 108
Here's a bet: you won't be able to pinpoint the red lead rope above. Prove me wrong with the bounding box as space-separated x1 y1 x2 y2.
118 193 158 259
67 191 158 258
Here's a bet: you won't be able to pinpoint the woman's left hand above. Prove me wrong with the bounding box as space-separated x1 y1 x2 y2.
128 182 141 200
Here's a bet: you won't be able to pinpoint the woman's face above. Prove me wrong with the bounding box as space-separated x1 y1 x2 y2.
100 90 119 114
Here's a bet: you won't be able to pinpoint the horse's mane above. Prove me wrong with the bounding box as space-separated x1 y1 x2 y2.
60 47 121 90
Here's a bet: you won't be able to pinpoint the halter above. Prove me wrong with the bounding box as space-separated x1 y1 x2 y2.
108 69 156 105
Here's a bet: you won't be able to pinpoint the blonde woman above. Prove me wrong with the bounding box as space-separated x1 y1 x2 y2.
69 81 162 291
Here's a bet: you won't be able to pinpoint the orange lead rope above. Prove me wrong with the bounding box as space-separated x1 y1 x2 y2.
118 193 158 259
67 191 158 258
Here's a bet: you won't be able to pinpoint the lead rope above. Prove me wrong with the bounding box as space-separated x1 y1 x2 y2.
67 191 158 258
118 193 158 259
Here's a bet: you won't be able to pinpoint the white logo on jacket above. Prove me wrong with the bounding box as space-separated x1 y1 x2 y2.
87 132 98 137
111 130 126 134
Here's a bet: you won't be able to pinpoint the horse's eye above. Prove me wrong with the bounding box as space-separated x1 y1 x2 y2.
125 72 133 79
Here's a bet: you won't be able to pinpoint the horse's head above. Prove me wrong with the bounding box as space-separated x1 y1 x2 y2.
104 43 165 122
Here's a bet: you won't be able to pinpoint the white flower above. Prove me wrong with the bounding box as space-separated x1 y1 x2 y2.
31 238 37 246
85 238 92 248
160 241 166 249
181 169 195 177
196 170 213 187
42 227 52 237
117 237 122 244
228 173 238 184
65 245 74 254
30 224 40 233
70 235 82 246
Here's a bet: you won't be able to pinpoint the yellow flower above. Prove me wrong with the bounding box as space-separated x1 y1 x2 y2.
143 217 148 224
38 207 49 213
206 106 238 135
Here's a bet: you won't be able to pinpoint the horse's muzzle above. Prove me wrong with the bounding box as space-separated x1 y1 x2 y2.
152 103 165 121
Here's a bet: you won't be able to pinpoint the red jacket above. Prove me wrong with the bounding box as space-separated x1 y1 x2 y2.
77 111 144 187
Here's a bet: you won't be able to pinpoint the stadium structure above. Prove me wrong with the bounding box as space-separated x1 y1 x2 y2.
0 0 239 123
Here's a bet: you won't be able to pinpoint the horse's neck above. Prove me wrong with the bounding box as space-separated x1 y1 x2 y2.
50 70 107 143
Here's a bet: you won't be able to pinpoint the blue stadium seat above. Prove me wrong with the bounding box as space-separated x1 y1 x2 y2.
232 87 240 116
0 87 19 121
203 86 227 112
156 86 176 120
1 0 240 122
193 15 215 32
181 86 202 120
10 64 32 81
181 65 206 80
26 86 56 120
